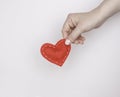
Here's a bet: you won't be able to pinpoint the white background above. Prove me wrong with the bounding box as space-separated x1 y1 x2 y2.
0 0 120 97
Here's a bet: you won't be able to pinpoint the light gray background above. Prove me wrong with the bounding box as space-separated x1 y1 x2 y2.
0 0 120 97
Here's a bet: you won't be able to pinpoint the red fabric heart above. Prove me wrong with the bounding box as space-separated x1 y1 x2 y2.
40 39 71 66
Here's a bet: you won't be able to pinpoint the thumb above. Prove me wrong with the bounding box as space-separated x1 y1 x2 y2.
67 26 82 44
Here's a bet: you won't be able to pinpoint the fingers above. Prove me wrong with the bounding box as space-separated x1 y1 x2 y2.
74 35 86 44
65 34 85 45
62 15 75 39
62 23 70 39
62 13 86 45
67 25 82 43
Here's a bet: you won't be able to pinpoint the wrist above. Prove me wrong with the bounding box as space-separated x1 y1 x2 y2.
97 0 120 20
89 7 107 27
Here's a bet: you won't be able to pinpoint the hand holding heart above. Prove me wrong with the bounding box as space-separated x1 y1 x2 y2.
62 0 120 44
40 0 120 66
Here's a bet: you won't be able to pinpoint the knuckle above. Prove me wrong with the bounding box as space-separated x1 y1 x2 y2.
68 13 73 18
61 27 65 33
61 29 64 33
62 29 66 35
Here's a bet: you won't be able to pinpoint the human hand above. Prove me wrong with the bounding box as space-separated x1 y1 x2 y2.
62 10 105 45
62 0 120 45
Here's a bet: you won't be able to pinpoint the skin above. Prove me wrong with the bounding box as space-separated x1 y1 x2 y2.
62 0 120 45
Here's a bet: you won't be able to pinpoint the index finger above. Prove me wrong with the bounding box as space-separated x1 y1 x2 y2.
62 16 75 38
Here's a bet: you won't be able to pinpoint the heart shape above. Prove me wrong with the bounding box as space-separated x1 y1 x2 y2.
40 39 71 66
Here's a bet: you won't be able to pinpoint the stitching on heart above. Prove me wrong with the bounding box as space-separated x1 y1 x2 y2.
41 40 70 65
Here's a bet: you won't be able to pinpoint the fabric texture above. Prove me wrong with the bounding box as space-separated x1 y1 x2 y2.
40 39 71 66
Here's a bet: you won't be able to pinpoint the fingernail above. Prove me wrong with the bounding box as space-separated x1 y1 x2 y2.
65 39 71 45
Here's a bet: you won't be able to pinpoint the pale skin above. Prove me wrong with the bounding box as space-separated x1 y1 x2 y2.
62 0 120 45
